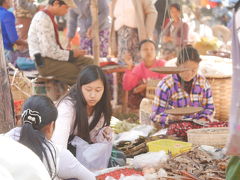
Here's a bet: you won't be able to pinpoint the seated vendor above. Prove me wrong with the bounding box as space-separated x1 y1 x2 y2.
122 39 166 109
150 45 215 137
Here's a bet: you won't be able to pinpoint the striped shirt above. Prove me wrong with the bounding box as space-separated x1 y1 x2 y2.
150 74 215 126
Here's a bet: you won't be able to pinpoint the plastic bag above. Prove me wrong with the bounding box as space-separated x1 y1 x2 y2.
16 57 36 70
108 147 126 168
133 151 168 169
70 136 112 171
114 125 154 145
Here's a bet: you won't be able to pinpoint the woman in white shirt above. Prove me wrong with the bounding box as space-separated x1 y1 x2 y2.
52 65 113 170
5 95 95 180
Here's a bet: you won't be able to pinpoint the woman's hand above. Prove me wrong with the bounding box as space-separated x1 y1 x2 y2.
133 83 147 94
86 27 93 39
124 52 133 70
163 36 173 43
168 114 183 121
102 126 113 141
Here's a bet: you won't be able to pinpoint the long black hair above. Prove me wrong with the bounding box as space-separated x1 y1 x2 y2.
19 95 58 179
62 65 112 143
176 45 201 66
169 3 181 12
139 39 157 50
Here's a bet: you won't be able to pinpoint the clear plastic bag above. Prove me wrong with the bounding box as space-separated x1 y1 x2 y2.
70 136 112 171
133 151 168 169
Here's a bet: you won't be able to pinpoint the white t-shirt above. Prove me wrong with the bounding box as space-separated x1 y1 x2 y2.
0 136 51 180
114 0 137 30
5 127 96 180
52 99 110 149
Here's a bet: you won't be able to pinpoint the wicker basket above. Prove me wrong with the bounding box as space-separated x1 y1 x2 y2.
187 127 229 147
9 73 33 101
146 79 160 100
206 76 231 121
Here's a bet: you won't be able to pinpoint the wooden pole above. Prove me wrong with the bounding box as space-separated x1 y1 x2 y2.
90 0 100 65
0 26 15 133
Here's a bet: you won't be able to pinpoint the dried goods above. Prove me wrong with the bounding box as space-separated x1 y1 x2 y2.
162 147 228 179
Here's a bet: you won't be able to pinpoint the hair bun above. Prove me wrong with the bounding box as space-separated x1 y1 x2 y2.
22 109 42 126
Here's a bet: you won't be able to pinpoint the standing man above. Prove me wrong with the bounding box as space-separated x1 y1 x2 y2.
66 0 110 58
110 0 157 64
28 0 94 86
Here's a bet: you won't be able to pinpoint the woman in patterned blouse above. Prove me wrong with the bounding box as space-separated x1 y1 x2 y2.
150 45 215 137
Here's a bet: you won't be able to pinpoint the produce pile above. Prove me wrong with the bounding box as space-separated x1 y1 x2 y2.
116 135 182 158
165 55 232 78
162 147 228 180
111 120 138 134
116 136 148 158
194 37 218 55
96 168 143 180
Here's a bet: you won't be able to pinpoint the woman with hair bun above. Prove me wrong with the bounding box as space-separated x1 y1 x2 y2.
5 95 96 180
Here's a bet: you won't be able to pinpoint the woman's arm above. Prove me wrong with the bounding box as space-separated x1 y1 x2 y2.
150 79 171 127
197 82 215 121
122 63 142 91
52 100 75 149
57 147 96 180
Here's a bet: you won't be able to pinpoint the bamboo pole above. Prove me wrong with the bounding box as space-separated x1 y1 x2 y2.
90 0 100 65
0 26 15 133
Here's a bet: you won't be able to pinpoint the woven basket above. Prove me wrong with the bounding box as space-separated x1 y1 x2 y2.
206 76 231 121
9 74 33 101
187 127 229 147
146 79 160 100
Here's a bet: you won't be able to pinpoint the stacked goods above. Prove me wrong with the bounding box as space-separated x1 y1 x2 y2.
199 55 232 78
116 136 148 158
111 120 138 134
162 147 228 179
187 127 229 147
116 135 181 158
165 55 232 78
147 139 192 157
194 37 218 55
